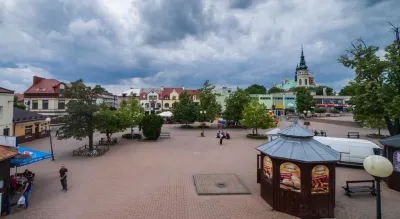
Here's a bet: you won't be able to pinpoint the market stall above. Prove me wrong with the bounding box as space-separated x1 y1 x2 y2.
256 118 340 218
379 135 400 192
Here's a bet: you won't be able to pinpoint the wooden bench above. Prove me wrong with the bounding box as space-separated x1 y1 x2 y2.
314 131 327 137
342 180 377 197
159 132 171 139
347 132 360 138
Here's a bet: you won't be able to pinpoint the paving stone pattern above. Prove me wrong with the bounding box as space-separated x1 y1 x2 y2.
193 174 250 195
8 121 400 219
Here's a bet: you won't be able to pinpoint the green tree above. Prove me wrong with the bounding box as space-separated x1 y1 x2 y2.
338 38 389 135
295 87 315 113
56 79 106 151
198 80 221 121
141 114 164 140
339 81 357 96
95 108 128 143
13 96 26 110
172 91 196 125
268 86 284 94
223 88 250 124
120 92 144 136
314 86 335 96
242 100 275 135
245 84 267 94
315 108 326 116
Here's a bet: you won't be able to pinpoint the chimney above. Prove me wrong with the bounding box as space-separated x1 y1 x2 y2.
33 76 44 85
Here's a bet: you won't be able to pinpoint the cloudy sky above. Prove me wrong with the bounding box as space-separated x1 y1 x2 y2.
0 0 399 94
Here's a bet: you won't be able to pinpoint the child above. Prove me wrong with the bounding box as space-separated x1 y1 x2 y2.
17 195 25 211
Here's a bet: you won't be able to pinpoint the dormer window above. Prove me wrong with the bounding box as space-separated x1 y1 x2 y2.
59 84 65 96
36 88 40 91
43 88 46 91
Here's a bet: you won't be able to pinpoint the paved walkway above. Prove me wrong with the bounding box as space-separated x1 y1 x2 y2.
9 122 400 219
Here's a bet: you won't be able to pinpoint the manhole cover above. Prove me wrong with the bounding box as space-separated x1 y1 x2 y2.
216 183 226 188
193 174 251 195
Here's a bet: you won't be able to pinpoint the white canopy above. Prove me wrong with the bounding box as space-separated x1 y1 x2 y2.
266 128 281 136
158 111 173 117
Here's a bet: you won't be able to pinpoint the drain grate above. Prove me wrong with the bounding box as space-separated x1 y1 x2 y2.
193 174 251 195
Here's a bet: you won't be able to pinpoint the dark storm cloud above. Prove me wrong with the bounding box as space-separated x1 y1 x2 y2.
138 0 216 44
229 0 253 9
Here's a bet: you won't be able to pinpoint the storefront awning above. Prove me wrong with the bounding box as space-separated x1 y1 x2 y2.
10 147 52 168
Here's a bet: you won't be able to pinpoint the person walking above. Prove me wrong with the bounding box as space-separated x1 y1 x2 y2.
21 181 32 208
59 164 68 191
219 133 224 145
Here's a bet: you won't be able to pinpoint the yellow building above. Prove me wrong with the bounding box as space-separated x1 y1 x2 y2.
160 87 200 111
13 108 49 143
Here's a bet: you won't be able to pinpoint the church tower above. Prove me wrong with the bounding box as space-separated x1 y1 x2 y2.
295 47 316 87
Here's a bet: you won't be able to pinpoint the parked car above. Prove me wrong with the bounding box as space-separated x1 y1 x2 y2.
313 136 383 166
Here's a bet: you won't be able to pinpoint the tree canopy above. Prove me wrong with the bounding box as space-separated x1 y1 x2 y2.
268 86 284 94
295 87 315 113
56 79 106 150
119 92 144 130
339 23 400 136
339 81 357 96
313 86 335 96
171 91 196 125
223 88 250 124
95 108 128 143
13 96 26 110
245 84 267 94
242 100 275 135
198 80 221 121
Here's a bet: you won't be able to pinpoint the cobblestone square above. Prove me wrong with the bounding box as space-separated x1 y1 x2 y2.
8 120 400 219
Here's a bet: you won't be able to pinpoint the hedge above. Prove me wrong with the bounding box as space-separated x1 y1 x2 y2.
122 133 142 140
141 114 164 140
246 134 268 139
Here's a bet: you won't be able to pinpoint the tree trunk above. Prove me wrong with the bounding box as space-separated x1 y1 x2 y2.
395 119 400 135
252 129 255 135
384 115 394 136
106 133 112 143
255 128 258 135
378 128 381 136
88 132 94 151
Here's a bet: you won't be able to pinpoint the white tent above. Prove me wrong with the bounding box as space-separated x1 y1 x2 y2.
266 128 281 141
158 111 173 117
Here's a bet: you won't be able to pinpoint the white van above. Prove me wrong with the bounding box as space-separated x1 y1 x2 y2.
313 137 383 166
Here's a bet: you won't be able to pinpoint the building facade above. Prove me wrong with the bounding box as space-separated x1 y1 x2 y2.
161 87 183 111
140 88 162 114
118 88 141 107
0 87 15 136
13 108 49 143
23 76 72 117
215 87 234 112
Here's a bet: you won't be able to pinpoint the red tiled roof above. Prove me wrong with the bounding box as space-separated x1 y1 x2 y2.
24 77 70 95
185 89 200 96
160 88 184 98
0 87 14 94
15 93 24 101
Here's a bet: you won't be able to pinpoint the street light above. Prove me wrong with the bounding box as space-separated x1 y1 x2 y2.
363 155 394 219
200 110 207 137
45 117 55 161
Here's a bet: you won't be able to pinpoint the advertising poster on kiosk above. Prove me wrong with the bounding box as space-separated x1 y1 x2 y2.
263 156 273 181
311 165 330 194
280 162 301 193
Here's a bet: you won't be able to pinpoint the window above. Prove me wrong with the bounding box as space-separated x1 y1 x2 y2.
151 103 155 108
145 103 149 108
305 79 308 85
32 100 38 109
299 79 302 85
157 103 161 108
164 103 169 108
42 100 49 109
3 128 9 136
172 96 176 100
25 126 33 137
59 84 65 96
58 100 65 109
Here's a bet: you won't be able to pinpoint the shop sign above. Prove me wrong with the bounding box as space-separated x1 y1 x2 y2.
394 151 400 172
263 156 273 181
275 104 283 109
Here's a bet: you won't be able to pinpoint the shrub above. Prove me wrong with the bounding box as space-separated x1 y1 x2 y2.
141 114 164 140
246 134 268 139
304 121 311 126
314 108 326 114
366 134 389 139
331 109 340 114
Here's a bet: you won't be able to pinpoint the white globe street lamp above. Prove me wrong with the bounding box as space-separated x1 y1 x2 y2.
45 117 55 161
363 155 394 219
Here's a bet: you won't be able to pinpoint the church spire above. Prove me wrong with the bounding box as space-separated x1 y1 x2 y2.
298 46 308 70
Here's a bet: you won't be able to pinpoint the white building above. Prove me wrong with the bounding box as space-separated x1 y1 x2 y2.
118 88 141 107
139 88 162 114
0 87 15 136
215 87 235 113
295 48 317 88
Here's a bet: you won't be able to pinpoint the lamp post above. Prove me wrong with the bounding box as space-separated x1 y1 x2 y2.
200 110 206 137
363 155 394 219
45 117 55 161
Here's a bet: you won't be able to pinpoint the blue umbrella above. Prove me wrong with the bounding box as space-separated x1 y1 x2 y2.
10 147 52 168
